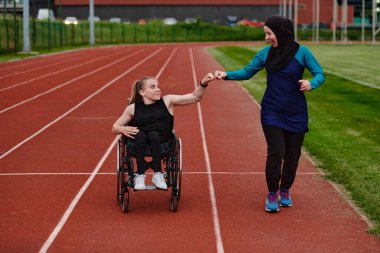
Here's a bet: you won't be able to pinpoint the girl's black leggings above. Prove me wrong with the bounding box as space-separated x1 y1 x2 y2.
134 130 163 175
262 125 305 193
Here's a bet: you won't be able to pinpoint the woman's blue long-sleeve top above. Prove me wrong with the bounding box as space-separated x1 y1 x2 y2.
226 45 325 133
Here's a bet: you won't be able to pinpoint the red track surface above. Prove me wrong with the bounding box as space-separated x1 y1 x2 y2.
0 43 379 253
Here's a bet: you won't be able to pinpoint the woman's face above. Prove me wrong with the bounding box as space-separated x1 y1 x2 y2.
140 78 161 103
264 26 278 48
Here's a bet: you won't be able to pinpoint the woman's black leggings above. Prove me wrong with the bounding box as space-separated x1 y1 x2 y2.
262 125 305 193
134 130 163 175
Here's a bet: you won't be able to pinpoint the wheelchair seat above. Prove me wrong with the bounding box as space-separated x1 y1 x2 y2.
124 135 173 157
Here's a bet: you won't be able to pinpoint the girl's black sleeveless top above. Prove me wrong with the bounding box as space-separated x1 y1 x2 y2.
134 98 174 140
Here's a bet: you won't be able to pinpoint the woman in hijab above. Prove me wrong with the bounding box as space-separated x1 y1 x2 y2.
214 15 325 212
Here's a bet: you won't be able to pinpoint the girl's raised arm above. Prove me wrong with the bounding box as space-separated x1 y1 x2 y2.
164 73 214 110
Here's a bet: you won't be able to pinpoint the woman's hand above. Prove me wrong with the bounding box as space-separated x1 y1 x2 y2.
122 126 139 139
201 72 215 85
299 80 312 92
214 71 227 80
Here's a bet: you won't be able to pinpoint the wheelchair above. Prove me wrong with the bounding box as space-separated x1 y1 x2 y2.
116 131 182 213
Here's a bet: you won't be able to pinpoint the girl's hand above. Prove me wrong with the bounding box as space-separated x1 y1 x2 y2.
299 80 312 92
122 126 139 139
214 71 227 80
201 73 215 85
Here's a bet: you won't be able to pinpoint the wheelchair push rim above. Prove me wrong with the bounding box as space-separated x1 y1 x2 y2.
117 139 123 203
170 138 182 212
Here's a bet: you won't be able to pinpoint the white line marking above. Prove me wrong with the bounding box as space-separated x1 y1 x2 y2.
0 50 123 92
190 48 224 253
0 48 89 72
0 171 321 176
324 69 380 90
64 117 117 120
38 137 119 253
0 51 94 81
0 48 162 160
0 49 145 114
156 48 177 79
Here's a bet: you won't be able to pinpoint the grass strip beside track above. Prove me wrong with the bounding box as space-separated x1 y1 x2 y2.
209 45 380 236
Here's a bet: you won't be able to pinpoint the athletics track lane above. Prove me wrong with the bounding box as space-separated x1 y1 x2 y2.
191 45 380 252
0 43 379 252
0 45 218 252
41 45 218 252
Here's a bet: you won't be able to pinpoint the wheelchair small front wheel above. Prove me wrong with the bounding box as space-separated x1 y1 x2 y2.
170 190 179 212
122 188 130 213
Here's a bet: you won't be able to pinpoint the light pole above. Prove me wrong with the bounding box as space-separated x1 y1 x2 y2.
333 0 337 44
89 0 95 46
23 0 30 52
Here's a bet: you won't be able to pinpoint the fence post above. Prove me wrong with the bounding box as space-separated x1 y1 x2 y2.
82 23 85 44
158 24 162 42
100 23 103 43
48 0 51 50
110 23 113 44
134 23 137 43
122 23 125 43
60 22 63 48
53 22 56 47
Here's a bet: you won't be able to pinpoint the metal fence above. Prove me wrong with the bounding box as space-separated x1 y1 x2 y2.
1 18 379 55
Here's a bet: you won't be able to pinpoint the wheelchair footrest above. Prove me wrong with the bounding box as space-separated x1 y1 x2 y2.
133 185 168 192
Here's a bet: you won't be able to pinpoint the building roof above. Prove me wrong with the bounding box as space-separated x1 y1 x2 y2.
56 0 278 5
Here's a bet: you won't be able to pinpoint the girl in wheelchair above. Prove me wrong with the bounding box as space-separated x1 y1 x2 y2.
112 73 214 190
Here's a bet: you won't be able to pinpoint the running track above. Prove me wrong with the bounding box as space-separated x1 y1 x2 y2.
0 43 379 253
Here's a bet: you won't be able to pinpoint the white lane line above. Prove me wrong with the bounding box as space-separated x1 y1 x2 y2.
0 48 162 160
38 136 119 253
0 172 321 176
156 48 177 79
0 50 120 92
190 48 224 253
0 49 145 114
324 69 380 90
0 48 89 72
0 49 123 92
0 49 101 81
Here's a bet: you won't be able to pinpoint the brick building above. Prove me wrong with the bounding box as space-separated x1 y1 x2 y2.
54 0 354 25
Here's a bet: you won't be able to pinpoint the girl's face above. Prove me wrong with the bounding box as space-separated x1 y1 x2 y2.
140 78 161 103
264 26 278 48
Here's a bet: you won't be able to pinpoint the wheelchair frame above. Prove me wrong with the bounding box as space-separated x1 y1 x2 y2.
116 133 182 213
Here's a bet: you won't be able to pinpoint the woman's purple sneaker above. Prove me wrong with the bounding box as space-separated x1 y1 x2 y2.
265 192 279 212
279 189 293 207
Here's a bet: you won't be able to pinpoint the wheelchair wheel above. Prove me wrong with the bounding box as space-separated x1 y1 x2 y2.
121 188 130 213
116 139 123 203
170 138 182 212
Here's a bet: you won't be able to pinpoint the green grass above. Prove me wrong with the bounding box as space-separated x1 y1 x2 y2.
209 45 380 236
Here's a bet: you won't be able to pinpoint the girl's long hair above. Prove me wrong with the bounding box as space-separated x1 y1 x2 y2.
129 76 155 104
